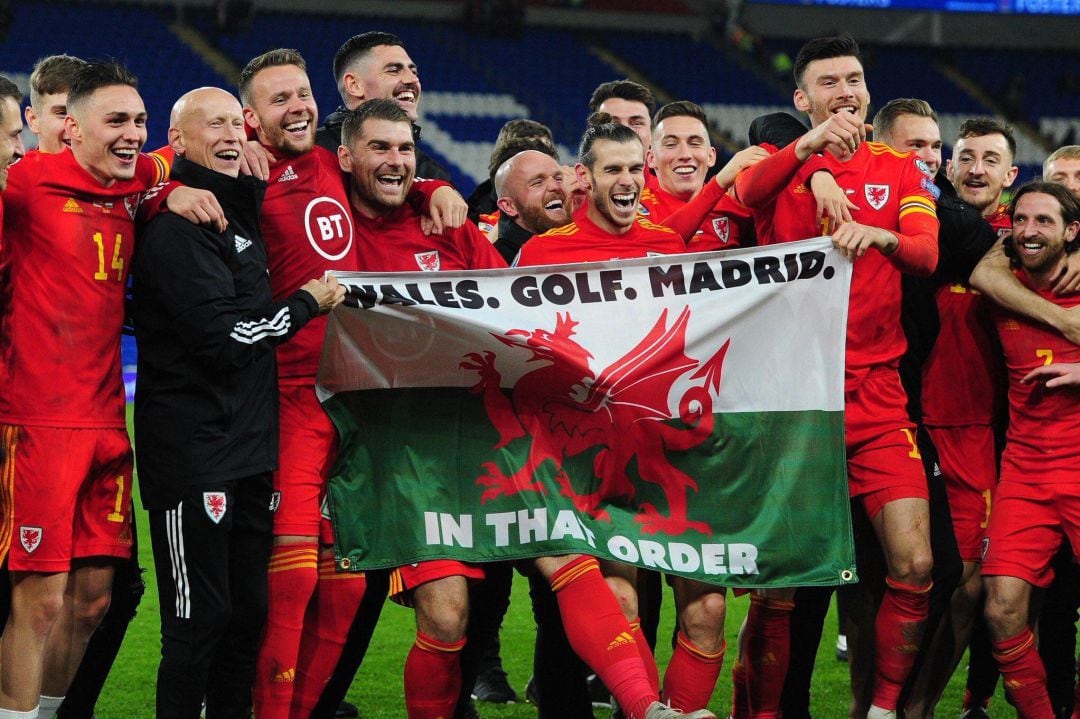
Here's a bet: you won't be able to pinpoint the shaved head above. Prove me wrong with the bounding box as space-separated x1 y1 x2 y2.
169 87 246 176
171 86 239 126
494 149 569 234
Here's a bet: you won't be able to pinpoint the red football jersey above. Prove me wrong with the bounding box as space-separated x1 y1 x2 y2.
736 141 939 389
639 180 750 252
353 204 507 272
477 210 500 236
0 150 163 427
260 145 359 382
516 205 685 266
994 276 1080 483
921 206 1010 426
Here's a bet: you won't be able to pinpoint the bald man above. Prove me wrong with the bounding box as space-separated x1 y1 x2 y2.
131 87 343 719
492 149 571 263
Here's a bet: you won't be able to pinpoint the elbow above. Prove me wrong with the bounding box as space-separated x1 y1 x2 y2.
968 262 990 293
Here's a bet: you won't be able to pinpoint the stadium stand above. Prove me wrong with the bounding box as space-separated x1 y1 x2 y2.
0 1 1069 191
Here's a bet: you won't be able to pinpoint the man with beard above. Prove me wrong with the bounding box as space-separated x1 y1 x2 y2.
519 123 684 265
982 181 1080 719
337 101 713 719
316 31 450 182
731 35 939 719
492 147 570 263
240 49 457 719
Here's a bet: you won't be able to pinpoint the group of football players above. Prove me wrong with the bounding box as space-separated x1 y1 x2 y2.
0 19 1079 719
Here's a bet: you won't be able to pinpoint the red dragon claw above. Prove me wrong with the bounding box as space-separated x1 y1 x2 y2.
460 351 500 393
476 462 547 503
635 503 711 536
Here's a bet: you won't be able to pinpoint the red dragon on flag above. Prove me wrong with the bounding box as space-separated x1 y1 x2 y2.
461 306 730 535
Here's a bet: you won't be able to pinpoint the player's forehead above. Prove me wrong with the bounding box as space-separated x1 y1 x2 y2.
358 117 413 146
803 55 864 85
250 64 311 100
367 44 415 71
955 132 1010 157
1016 191 1063 216
890 114 940 143
515 150 559 179
84 84 145 117
187 92 243 125
1048 157 1080 175
653 115 709 144
592 138 644 167
36 90 69 112
598 97 650 121
0 97 20 130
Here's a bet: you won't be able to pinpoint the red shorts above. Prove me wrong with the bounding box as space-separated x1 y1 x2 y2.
389 560 485 606
274 383 338 537
981 478 1080 588
927 424 997 562
2 424 133 572
845 369 928 518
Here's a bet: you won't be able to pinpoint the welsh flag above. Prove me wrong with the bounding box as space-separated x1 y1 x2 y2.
318 238 856 588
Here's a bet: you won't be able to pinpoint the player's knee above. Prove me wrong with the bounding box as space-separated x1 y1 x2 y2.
25 590 66 635
681 592 727 651
956 570 983 608
73 589 113 634
417 595 468 643
423 611 467 643
893 549 933 585
983 590 1025 639
603 575 638 619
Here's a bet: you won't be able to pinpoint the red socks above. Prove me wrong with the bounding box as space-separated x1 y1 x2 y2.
404 631 465 719
550 556 658 719
663 631 725 712
992 628 1053 719
254 542 319 719
630 618 660 693
744 594 794 719
290 554 367 718
962 688 991 713
872 577 931 710
730 658 748 719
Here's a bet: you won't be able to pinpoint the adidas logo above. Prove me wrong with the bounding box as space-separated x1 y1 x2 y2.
605 631 635 652
272 667 295 684
235 235 252 253
278 165 298 182
63 198 83 214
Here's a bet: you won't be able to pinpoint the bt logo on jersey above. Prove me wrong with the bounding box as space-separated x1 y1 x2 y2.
304 196 354 262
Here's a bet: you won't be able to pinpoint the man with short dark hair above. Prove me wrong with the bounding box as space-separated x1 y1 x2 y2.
8 52 151 719
732 35 938 719
982 181 1080 719
519 123 684 265
643 100 764 251
241 48 461 719
0 59 219 719
134 85 343 719
949 118 1018 223
588 79 655 153
316 31 450 181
